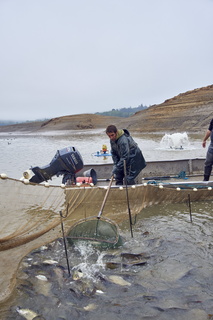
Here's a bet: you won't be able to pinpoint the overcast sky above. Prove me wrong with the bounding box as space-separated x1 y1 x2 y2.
0 0 213 121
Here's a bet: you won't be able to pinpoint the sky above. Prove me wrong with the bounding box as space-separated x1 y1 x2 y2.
0 0 213 121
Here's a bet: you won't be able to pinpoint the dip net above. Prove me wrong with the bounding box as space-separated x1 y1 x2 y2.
1 176 213 302
67 217 123 249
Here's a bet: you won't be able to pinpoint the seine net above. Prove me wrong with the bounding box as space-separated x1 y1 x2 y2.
1 176 213 302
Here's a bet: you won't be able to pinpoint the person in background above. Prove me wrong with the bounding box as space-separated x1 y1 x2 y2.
102 144 108 154
202 118 213 181
106 125 146 185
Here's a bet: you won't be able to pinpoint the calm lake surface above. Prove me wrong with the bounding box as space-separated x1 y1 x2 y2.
0 129 207 182
1 129 213 320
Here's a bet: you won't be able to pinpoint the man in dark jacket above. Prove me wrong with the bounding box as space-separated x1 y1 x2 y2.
202 118 213 181
106 125 146 185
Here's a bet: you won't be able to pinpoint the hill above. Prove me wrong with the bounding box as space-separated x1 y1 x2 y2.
40 114 121 131
119 84 213 133
0 114 121 133
95 104 147 117
0 84 213 134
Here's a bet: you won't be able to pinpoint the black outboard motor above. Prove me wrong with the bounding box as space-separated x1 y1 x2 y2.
30 146 84 184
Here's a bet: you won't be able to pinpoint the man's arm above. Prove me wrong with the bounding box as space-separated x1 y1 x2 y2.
202 130 211 148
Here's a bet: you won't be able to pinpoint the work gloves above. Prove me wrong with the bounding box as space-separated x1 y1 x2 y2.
112 165 118 175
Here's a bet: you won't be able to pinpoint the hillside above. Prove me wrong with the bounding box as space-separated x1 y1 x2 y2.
40 114 121 131
119 84 213 133
0 84 213 134
0 114 121 133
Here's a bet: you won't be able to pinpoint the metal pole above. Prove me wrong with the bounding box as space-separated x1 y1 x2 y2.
124 160 134 238
188 194 193 223
60 211 71 277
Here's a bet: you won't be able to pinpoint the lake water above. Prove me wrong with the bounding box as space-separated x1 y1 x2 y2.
0 129 207 183
2 201 213 320
1 129 213 320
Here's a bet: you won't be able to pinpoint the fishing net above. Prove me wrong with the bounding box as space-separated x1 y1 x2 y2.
1 175 213 303
67 217 123 249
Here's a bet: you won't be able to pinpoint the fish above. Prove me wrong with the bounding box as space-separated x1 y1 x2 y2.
42 259 58 265
16 306 44 320
120 252 150 261
105 262 121 269
40 246 48 251
96 290 104 294
52 266 67 287
104 252 149 269
106 261 147 269
35 275 48 281
72 270 84 280
83 303 97 311
108 275 131 286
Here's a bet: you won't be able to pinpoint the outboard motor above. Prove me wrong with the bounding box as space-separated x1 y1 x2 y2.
30 146 84 184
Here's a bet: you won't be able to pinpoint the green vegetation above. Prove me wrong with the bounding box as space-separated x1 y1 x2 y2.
0 106 148 125
95 104 147 117
0 120 20 126
0 119 49 126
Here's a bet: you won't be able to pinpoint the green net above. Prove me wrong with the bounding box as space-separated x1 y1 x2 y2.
67 217 123 249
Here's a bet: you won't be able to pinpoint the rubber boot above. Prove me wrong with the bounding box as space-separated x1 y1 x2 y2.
115 180 123 185
203 175 210 181
127 179 135 185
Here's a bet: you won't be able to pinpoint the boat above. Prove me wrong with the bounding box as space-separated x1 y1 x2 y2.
79 157 207 182
92 151 112 157
1 146 213 303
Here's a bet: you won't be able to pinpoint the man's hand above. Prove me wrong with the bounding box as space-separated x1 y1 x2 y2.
112 165 118 175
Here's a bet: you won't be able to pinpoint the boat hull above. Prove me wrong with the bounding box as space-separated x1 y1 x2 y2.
77 157 206 183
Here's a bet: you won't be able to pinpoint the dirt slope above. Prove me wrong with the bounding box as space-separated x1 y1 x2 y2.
1 84 213 134
119 84 213 133
0 114 120 133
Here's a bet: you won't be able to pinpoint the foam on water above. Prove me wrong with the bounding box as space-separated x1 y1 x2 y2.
71 242 105 281
160 132 191 149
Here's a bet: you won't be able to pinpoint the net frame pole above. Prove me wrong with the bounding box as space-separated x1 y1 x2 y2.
123 160 134 238
60 211 71 277
188 193 193 223
97 175 114 219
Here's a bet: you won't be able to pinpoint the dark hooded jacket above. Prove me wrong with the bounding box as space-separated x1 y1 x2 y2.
208 119 213 154
110 129 146 180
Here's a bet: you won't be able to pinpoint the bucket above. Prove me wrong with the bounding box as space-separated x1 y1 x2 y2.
76 177 93 185
83 168 97 185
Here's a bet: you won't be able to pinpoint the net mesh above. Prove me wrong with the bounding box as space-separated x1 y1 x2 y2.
0 176 213 302
67 217 121 247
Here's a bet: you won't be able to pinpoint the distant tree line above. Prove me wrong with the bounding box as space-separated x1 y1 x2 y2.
0 120 20 126
95 104 148 117
0 119 48 126
0 105 148 125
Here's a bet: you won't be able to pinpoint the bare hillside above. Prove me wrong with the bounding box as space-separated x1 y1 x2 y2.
0 114 121 133
1 84 213 134
119 85 213 133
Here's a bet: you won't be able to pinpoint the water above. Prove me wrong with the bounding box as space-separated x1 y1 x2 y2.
3 201 213 320
1 130 213 319
0 130 207 183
